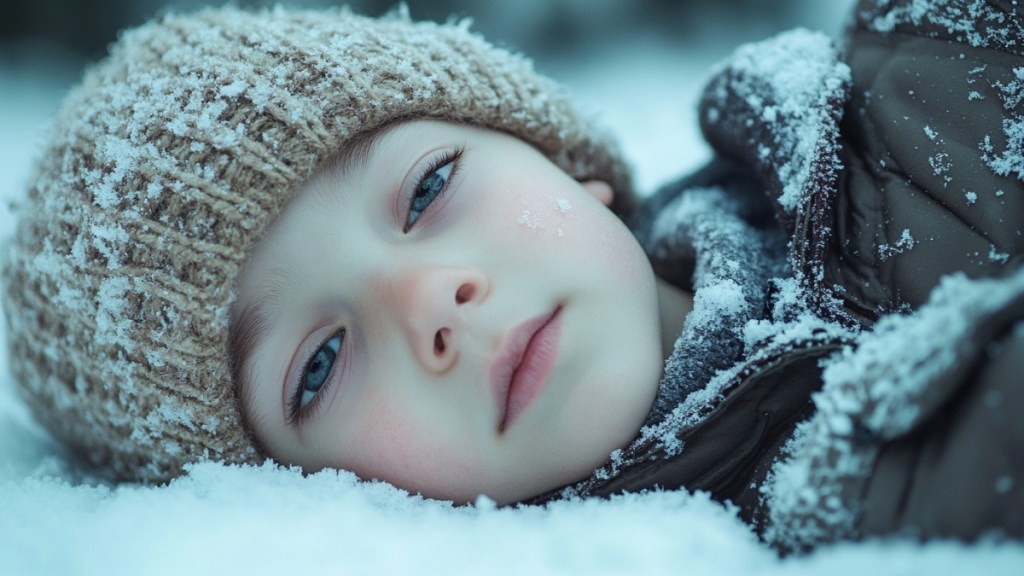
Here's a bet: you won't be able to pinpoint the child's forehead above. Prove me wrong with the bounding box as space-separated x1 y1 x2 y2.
310 119 466 190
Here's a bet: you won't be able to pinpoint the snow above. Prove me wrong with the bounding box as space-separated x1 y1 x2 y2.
982 66 1024 180
517 209 543 229
764 268 1024 549
877 228 916 261
861 0 1024 183
3 3 1024 574
701 28 851 214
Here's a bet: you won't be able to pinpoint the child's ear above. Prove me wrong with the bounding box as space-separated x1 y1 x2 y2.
581 180 614 207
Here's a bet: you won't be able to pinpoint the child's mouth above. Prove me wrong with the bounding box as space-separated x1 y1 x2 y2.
490 305 564 434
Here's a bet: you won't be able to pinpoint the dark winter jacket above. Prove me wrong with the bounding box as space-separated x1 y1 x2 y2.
529 0 1024 552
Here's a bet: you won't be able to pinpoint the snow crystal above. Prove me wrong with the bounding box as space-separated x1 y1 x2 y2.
965 190 978 204
829 268 1024 437
218 79 248 98
92 135 140 209
616 184 792 468
145 181 162 198
983 122 1024 180
866 0 1024 51
877 228 915 261
90 223 130 269
929 151 953 186
69 234 87 268
94 276 136 354
473 494 498 511
980 66 1024 180
996 67 1024 108
516 210 542 229
709 29 850 213
555 197 572 214
923 125 938 140
988 245 1010 263
688 278 748 325
766 268 1024 549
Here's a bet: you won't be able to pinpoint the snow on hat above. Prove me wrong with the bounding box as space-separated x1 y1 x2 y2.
1 5 632 483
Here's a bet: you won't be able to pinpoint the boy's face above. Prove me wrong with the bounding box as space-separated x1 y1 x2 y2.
233 120 663 504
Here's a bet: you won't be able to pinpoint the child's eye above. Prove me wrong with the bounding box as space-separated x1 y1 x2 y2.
404 147 463 232
289 329 345 423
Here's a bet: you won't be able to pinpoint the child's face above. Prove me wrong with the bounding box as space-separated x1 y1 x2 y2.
232 120 663 503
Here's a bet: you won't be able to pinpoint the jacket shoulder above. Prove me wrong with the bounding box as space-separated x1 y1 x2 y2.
831 0 1024 319
763 269 1024 550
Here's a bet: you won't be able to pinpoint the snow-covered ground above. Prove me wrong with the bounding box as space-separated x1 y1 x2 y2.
2 3 1024 574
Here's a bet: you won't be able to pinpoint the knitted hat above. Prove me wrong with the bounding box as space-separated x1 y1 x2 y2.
1 6 632 483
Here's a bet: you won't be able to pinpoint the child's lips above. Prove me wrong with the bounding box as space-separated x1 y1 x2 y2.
489 306 563 434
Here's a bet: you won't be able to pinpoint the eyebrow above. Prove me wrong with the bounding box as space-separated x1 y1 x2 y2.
323 120 406 182
227 124 393 435
229 268 300 435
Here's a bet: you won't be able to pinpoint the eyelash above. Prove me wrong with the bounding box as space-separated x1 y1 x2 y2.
403 146 464 232
287 329 345 426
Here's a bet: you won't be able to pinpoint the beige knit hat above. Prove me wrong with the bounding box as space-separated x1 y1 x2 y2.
0 5 632 483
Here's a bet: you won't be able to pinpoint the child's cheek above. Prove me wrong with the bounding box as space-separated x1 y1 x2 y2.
350 391 472 496
507 192 575 239
351 404 428 490
463 176 654 295
533 191 650 282
491 188 597 251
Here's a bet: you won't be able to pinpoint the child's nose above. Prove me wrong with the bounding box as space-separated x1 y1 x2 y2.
391 267 488 373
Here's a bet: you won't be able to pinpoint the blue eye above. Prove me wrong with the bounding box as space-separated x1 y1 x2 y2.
290 330 344 422
404 147 463 232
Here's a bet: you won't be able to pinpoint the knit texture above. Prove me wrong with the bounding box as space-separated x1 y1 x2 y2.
0 6 632 483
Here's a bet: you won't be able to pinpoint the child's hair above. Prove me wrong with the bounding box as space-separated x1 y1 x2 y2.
1 5 633 483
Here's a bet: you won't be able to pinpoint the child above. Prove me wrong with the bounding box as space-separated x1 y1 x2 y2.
2 0 1022 553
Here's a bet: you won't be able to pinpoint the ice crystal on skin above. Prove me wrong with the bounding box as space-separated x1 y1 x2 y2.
516 210 543 229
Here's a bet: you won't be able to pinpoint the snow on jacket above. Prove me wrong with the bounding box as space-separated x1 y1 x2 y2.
528 0 1024 552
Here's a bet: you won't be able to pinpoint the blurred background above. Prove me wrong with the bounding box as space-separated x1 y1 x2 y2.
0 0 856 196
1 0 853 70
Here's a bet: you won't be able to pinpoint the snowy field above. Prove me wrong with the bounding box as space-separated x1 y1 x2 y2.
2 2 1024 575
